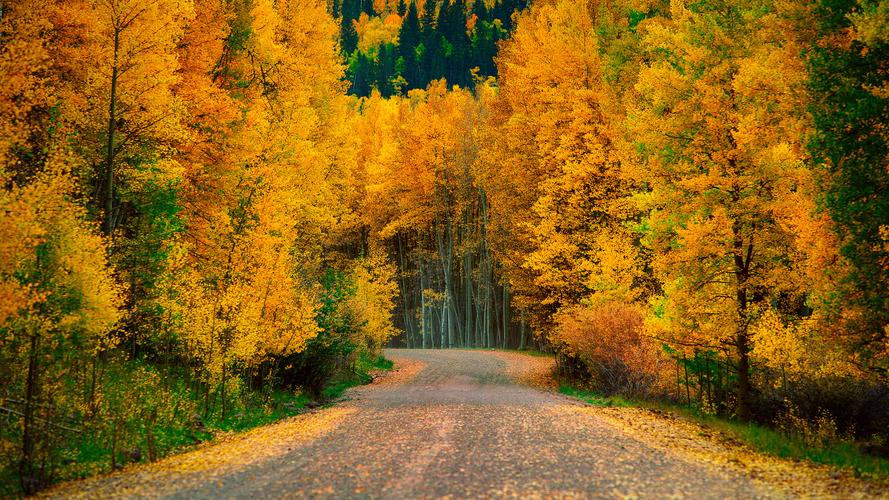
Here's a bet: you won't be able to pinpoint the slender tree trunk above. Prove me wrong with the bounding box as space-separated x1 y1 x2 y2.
204 381 211 419
220 361 227 421
676 358 681 401
705 354 713 407
736 332 752 420
110 419 119 471
420 265 427 349
518 313 526 351
88 356 99 417
439 292 448 349
732 211 754 421
474 275 482 347
683 354 691 405
485 264 493 348
463 250 473 347
19 330 39 494
146 409 158 462
501 284 509 349
397 236 414 348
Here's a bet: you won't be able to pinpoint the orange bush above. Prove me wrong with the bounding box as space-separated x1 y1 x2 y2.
552 302 668 398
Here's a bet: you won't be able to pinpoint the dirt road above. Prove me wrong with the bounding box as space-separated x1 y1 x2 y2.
43 349 884 499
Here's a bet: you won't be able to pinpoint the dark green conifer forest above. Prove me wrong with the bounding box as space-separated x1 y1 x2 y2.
337 0 528 96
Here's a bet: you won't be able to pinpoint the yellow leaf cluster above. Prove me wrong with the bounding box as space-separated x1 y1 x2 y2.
347 250 401 353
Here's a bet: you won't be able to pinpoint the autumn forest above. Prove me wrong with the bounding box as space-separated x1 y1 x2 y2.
1 0 888 495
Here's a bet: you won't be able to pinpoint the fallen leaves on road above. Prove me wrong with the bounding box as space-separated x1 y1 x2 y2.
489 351 557 390
370 356 426 387
564 404 889 499
39 408 354 499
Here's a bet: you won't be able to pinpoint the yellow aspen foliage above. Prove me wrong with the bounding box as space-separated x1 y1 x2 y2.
0 170 123 491
629 0 828 417
163 238 320 379
0 174 122 342
4 0 889 490
352 92 403 236
751 308 858 382
347 250 401 353
160 0 348 396
2 0 420 491
0 0 55 175
849 0 889 48
58 0 196 231
358 82 480 241
354 12 403 52
481 0 658 330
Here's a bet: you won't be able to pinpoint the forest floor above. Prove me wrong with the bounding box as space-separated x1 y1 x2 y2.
40 349 887 499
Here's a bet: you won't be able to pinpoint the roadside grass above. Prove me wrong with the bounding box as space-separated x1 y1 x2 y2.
560 385 889 479
559 385 633 407
457 346 554 357
210 390 314 433
678 406 889 479
37 388 311 487
507 348 553 357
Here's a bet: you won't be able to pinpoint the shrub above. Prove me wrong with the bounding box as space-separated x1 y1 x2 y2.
552 302 668 398
277 270 359 399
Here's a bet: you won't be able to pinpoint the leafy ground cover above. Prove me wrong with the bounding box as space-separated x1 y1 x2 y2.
560 385 889 480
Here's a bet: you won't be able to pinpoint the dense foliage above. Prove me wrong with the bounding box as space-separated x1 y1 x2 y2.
808 0 889 377
478 0 888 439
0 0 399 494
1 0 887 494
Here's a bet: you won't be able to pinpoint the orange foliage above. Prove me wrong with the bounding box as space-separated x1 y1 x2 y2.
552 302 667 397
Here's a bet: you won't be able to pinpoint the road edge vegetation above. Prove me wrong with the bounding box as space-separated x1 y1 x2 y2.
560 385 889 482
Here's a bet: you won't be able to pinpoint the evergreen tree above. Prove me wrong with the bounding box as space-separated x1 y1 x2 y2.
376 43 399 96
420 0 446 83
339 0 527 93
350 51 373 96
340 0 361 54
399 1 422 88
808 0 889 374
440 0 471 87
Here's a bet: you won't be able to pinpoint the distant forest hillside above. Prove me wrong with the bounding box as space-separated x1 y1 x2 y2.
335 0 528 95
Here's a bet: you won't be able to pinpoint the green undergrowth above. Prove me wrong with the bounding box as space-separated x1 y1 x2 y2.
508 348 553 357
322 353 393 400
45 388 313 487
559 385 633 407
2 355 393 496
668 404 889 479
560 385 889 479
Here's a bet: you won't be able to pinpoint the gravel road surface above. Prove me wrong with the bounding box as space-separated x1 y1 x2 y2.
46 349 869 499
